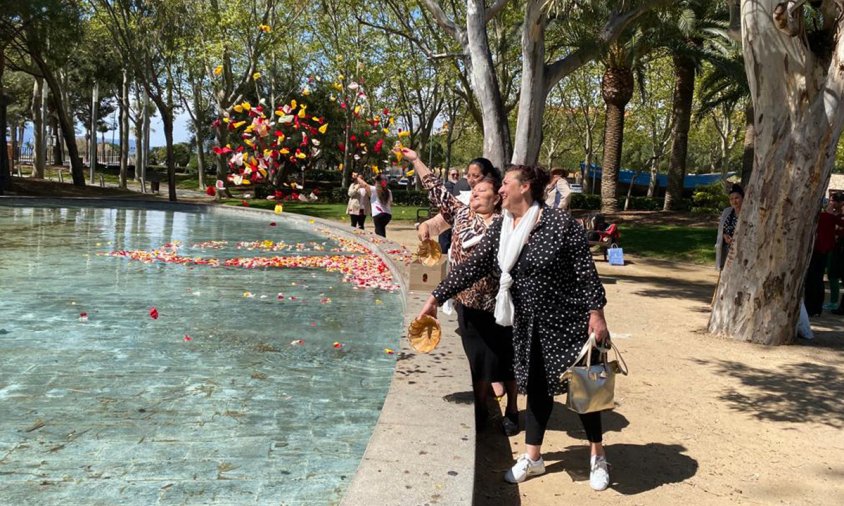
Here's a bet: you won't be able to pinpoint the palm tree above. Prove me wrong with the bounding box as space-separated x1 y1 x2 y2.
658 1 730 210
599 42 636 214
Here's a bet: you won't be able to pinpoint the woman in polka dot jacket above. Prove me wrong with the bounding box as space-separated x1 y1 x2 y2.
417 165 614 491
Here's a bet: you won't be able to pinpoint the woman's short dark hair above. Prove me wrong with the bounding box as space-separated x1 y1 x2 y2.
729 183 744 197
506 165 550 203
468 157 501 183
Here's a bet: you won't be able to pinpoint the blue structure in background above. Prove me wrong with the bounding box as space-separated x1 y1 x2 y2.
581 163 734 189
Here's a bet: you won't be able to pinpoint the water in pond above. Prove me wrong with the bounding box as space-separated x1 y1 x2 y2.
0 205 403 505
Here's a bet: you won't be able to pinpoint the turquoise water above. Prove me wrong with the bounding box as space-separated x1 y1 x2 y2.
0 205 403 505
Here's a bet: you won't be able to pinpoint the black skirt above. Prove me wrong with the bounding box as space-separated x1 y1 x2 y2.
455 303 515 383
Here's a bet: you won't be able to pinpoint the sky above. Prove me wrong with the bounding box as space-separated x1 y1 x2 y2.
19 109 195 149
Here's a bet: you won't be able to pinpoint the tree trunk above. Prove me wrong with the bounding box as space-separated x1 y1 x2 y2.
141 88 150 187
163 109 177 201
709 0 844 345
740 102 754 188
89 82 99 183
466 0 511 169
511 0 545 166
119 69 129 189
50 114 63 165
600 65 634 213
196 137 206 190
0 52 9 194
663 52 696 211
32 78 47 178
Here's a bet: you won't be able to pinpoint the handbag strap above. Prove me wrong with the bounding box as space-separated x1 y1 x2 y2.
568 333 628 374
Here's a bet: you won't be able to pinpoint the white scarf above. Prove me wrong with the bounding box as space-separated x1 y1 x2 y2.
494 203 541 326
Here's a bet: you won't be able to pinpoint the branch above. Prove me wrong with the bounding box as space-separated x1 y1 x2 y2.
544 0 667 92
418 0 462 44
485 0 511 24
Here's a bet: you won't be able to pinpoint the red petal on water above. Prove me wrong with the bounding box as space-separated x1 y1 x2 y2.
183 335 192 341
149 307 159 319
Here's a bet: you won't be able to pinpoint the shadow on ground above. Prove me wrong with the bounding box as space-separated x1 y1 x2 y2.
693 358 844 428
606 272 715 304
542 442 698 495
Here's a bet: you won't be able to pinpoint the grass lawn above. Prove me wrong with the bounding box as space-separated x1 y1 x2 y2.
220 199 421 222
621 224 716 265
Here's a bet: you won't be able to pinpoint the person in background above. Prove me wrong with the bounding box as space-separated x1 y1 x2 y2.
805 198 840 316
544 167 572 211
439 168 463 254
354 173 392 238
715 184 744 271
826 193 844 311
346 172 370 230
417 164 614 491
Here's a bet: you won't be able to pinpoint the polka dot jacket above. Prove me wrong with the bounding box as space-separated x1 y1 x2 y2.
432 206 607 396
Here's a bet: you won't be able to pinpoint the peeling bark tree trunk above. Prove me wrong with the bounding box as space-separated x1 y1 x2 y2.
466 0 511 169
600 65 634 214
709 0 844 345
663 52 696 211
511 0 545 165
740 102 754 188
0 52 9 194
89 82 99 183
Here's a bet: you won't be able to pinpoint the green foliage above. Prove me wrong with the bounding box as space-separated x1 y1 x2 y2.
622 224 717 264
691 183 729 214
571 193 602 210
150 143 192 167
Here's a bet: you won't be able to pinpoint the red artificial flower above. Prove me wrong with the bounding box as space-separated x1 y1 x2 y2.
149 307 159 320
241 200 250 207
205 186 216 196
350 135 357 142
373 139 384 154
383 107 390 115
380 180 387 188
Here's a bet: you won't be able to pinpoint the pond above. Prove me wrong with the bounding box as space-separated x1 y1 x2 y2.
0 204 404 505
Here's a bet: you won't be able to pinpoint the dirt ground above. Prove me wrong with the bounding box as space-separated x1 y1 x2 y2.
384 222 844 506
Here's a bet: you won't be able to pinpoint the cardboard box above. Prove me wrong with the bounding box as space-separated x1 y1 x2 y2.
409 260 447 292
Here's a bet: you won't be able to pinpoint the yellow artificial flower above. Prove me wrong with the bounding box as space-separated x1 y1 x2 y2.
302 88 311 96
398 129 410 138
298 106 307 118
280 148 290 155
258 24 272 33
332 82 343 91
353 105 361 115
277 134 285 143
290 99 297 109
274 204 283 214
252 72 261 81
241 101 251 111
295 151 307 159
382 128 390 135
244 139 255 148
318 123 328 134
233 104 243 113
214 65 223 76
232 121 246 129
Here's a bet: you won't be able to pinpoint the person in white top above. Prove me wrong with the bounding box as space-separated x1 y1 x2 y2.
346 172 371 229
544 167 572 211
367 174 393 237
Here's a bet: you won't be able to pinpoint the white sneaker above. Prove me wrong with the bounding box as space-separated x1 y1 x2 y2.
504 454 545 483
590 455 610 491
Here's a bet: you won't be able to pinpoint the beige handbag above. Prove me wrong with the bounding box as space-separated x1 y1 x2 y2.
561 334 628 414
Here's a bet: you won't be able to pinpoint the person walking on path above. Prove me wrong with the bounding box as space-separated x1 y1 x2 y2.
807 198 842 316
826 193 844 310
402 147 520 435
416 164 614 491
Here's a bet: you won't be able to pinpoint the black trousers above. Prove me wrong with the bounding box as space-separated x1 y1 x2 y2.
805 251 828 315
373 213 392 237
438 229 453 255
350 212 366 230
524 331 602 446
